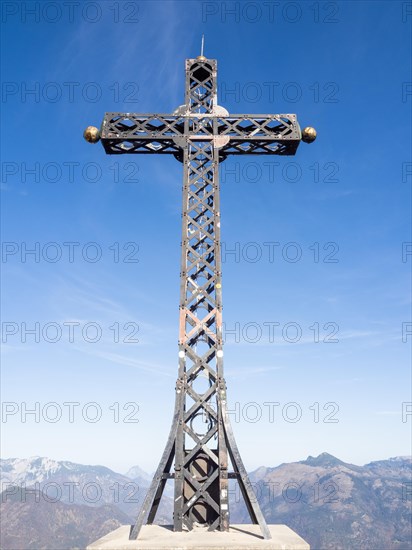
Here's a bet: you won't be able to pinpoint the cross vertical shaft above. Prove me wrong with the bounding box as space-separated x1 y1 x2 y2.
176 57 227 532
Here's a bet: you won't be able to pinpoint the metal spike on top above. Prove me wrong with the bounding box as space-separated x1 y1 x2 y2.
197 34 206 61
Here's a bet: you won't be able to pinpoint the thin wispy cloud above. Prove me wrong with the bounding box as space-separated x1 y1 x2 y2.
82 348 174 377
226 365 283 380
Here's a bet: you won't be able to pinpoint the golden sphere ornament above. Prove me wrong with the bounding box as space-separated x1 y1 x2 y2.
83 126 100 143
301 126 317 143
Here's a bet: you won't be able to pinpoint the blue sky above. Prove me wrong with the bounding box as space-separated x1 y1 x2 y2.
1 1 411 474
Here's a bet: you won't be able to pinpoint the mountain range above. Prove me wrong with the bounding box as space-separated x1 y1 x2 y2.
1 453 411 549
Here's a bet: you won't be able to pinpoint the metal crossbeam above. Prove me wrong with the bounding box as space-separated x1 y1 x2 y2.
84 54 316 542
101 113 300 157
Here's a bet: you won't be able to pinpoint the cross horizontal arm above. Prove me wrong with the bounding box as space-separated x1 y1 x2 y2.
100 112 301 156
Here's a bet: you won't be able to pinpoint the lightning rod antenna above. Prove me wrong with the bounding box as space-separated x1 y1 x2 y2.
201 34 204 57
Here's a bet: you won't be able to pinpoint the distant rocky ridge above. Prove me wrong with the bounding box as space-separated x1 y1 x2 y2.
1 456 151 518
0 456 172 550
1 485 130 550
1 453 411 550
231 453 412 550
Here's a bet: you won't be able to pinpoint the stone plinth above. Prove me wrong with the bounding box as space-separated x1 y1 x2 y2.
86 524 310 550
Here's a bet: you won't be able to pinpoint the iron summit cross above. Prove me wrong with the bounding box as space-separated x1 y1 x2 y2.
84 53 316 541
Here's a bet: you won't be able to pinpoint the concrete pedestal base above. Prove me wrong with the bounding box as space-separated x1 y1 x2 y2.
86 525 310 550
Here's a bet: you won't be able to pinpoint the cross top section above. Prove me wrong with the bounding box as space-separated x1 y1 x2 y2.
84 55 316 160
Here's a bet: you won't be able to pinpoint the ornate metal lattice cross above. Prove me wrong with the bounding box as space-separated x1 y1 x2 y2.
84 54 315 541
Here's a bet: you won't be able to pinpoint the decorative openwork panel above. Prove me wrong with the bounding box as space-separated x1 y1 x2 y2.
185 58 217 112
101 113 300 156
